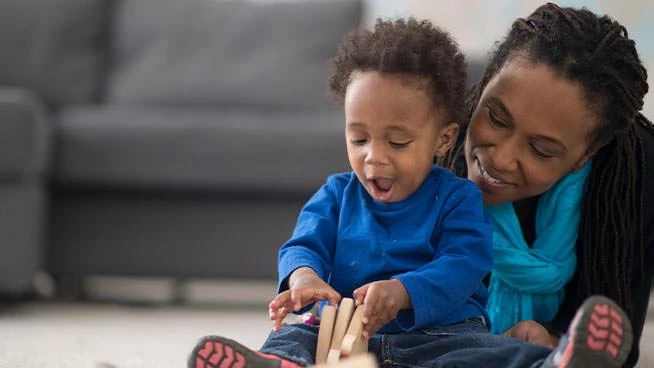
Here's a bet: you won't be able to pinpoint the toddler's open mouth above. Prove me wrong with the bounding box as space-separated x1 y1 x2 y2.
369 177 394 202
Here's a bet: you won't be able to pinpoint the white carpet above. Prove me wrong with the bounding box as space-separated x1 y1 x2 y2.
1 298 652 368
0 302 271 368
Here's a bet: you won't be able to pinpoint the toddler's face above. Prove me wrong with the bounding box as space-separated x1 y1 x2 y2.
344 71 457 203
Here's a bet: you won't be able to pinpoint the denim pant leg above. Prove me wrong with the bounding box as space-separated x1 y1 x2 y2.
412 333 552 368
259 324 318 366
379 318 553 368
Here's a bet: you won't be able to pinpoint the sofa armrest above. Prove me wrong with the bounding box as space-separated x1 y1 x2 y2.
0 87 51 178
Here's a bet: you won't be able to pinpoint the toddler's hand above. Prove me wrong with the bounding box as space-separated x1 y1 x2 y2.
353 279 410 338
268 267 341 332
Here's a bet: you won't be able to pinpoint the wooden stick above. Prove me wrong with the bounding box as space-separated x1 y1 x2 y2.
315 305 337 364
340 304 366 357
353 338 369 355
326 298 355 363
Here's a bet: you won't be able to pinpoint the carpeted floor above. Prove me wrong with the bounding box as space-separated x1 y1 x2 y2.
0 302 271 368
1 280 652 368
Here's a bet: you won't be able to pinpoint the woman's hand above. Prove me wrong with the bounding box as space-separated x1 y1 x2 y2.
268 267 341 332
503 320 559 348
353 279 411 339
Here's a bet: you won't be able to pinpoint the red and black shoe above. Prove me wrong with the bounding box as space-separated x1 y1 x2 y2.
188 335 304 368
544 295 633 368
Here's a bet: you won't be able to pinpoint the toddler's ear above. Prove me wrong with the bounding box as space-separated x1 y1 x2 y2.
434 122 459 158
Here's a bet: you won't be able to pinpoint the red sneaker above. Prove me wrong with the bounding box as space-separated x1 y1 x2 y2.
188 335 304 368
546 295 633 368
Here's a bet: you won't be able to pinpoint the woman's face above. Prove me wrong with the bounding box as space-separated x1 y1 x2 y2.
465 57 598 205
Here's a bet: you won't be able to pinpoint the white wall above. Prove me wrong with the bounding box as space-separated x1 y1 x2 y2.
364 0 654 118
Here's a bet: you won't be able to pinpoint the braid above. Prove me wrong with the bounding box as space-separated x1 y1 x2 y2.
446 2 650 317
578 127 644 316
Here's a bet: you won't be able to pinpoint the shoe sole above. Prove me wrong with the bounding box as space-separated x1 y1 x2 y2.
188 335 281 368
560 295 633 368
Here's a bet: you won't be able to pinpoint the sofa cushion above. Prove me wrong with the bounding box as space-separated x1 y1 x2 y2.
107 0 361 109
0 0 110 107
54 106 350 192
0 87 51 178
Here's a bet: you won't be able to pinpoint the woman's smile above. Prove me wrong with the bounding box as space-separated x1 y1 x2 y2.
472 156 515 194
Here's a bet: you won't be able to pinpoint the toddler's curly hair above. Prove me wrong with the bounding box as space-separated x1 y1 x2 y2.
328 18 467 125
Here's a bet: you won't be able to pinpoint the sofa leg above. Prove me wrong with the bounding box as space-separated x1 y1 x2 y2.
53 275 85 300
171 278 187 305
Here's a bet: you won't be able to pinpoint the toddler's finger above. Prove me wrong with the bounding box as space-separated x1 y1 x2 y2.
290 288 311 311
361 298 376 325
269 291 292 309
272 318 285 332
325 290 342 306
317 288 339 305
269 306 286 321
352 285 368 305
362 322 374 339
272 307 291 331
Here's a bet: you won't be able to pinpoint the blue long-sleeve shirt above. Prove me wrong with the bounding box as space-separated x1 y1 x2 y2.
278 165 493 333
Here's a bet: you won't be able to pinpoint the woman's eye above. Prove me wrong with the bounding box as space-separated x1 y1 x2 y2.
488 108 508 128
390 141 411 149
530 144 555 159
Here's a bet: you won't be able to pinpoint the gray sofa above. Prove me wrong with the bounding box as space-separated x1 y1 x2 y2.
0 0 361 295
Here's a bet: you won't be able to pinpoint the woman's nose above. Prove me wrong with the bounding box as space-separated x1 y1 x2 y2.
490 140 519 173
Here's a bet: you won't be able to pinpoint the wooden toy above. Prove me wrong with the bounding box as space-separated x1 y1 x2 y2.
340 304 367 357
326 297 355 363
315 305 337 364
316 297 368 365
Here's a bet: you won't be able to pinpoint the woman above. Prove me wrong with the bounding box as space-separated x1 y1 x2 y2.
444 2 653 367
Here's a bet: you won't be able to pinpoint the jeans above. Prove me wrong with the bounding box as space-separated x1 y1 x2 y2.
259 317 553 367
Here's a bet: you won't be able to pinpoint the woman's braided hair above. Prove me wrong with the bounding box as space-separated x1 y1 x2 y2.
446 3 652 316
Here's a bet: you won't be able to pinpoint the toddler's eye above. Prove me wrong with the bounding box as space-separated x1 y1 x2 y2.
390 141 411 149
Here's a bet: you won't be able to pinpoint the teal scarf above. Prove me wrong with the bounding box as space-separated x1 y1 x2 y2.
485 161 592 334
